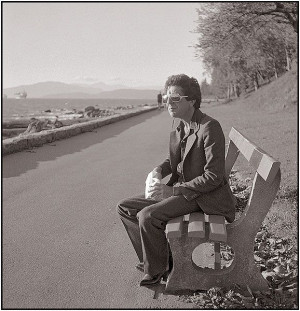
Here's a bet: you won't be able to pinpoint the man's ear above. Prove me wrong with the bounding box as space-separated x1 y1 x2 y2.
189 100 196 108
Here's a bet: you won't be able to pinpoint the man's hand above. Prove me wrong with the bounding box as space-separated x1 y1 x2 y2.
145 167 163 199
150 184 173 200
145 169 161 185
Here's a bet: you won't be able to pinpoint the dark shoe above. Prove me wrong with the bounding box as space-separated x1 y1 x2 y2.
136 262 171 274
139 271 169 287
136 262 144 272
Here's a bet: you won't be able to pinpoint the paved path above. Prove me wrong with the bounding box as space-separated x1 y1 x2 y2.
3 109 195 309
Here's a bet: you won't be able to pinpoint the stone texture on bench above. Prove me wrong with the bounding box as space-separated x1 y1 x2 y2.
208 215 227 242
188 212 205 238
227 127 280 183
166 216 184 239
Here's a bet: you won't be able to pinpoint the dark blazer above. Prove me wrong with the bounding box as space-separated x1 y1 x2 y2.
159 109 236 223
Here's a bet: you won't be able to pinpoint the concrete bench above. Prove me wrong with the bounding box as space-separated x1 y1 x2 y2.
165 127 281 293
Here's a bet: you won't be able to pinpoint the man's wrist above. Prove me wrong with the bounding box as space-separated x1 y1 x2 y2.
173 186 181 196
153 166 162 173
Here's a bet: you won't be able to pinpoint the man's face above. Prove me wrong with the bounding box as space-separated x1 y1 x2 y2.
166 86 192 119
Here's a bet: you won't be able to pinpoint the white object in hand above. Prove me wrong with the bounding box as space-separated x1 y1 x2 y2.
145 170 162 199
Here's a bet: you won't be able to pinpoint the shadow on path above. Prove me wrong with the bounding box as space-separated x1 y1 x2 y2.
3 110 162 179
142 282 195 299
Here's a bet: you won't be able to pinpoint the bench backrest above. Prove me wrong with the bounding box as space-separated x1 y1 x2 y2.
225 127 281 182
225 127 281 228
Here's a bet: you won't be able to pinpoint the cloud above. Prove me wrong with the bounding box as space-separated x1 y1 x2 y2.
108 76 122 83
72 75 98 83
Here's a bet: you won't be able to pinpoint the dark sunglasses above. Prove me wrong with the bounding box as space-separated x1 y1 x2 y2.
162 93 188 104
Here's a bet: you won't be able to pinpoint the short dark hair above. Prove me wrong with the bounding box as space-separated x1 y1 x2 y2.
164 74 202 109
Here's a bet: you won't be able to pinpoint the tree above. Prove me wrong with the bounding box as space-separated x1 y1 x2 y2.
193 2 298 97
246 2 298 33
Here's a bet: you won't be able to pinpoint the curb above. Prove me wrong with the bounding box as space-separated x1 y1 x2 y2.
2 107 157 156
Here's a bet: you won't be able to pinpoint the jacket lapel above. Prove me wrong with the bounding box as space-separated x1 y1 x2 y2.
183 132 197 162
169 128 182 169
182 110 204 162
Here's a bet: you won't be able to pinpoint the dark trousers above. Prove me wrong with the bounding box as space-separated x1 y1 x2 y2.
116 194 201 276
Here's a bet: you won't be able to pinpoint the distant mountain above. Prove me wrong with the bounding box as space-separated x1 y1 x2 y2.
43 89 159 99
89 81 128 91
73 81 127 91
43 92 97 99
93 89 159 99
3 81 160 99
135 84 164 91
3 82 102 98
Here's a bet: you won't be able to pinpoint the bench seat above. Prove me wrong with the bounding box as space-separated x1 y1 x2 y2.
166 212 227 242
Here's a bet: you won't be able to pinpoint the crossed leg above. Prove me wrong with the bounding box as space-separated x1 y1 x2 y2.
117 194 201 276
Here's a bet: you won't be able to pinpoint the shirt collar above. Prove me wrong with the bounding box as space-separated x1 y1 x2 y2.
175 109 204 132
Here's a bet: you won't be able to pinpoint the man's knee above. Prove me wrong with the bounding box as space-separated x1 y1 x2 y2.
138 208 165 230
137 208 150 225
116 198 126 214
116 198 130 217
116 198 139 218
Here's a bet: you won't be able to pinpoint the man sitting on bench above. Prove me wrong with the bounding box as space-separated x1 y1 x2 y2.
117 74 236 287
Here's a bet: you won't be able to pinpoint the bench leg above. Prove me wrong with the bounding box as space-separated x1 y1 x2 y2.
214 242 221 270
166 232 269 294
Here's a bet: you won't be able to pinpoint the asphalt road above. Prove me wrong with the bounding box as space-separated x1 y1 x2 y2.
2 109 195 309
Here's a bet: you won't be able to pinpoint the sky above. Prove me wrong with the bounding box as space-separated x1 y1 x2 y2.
3 2 207 89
